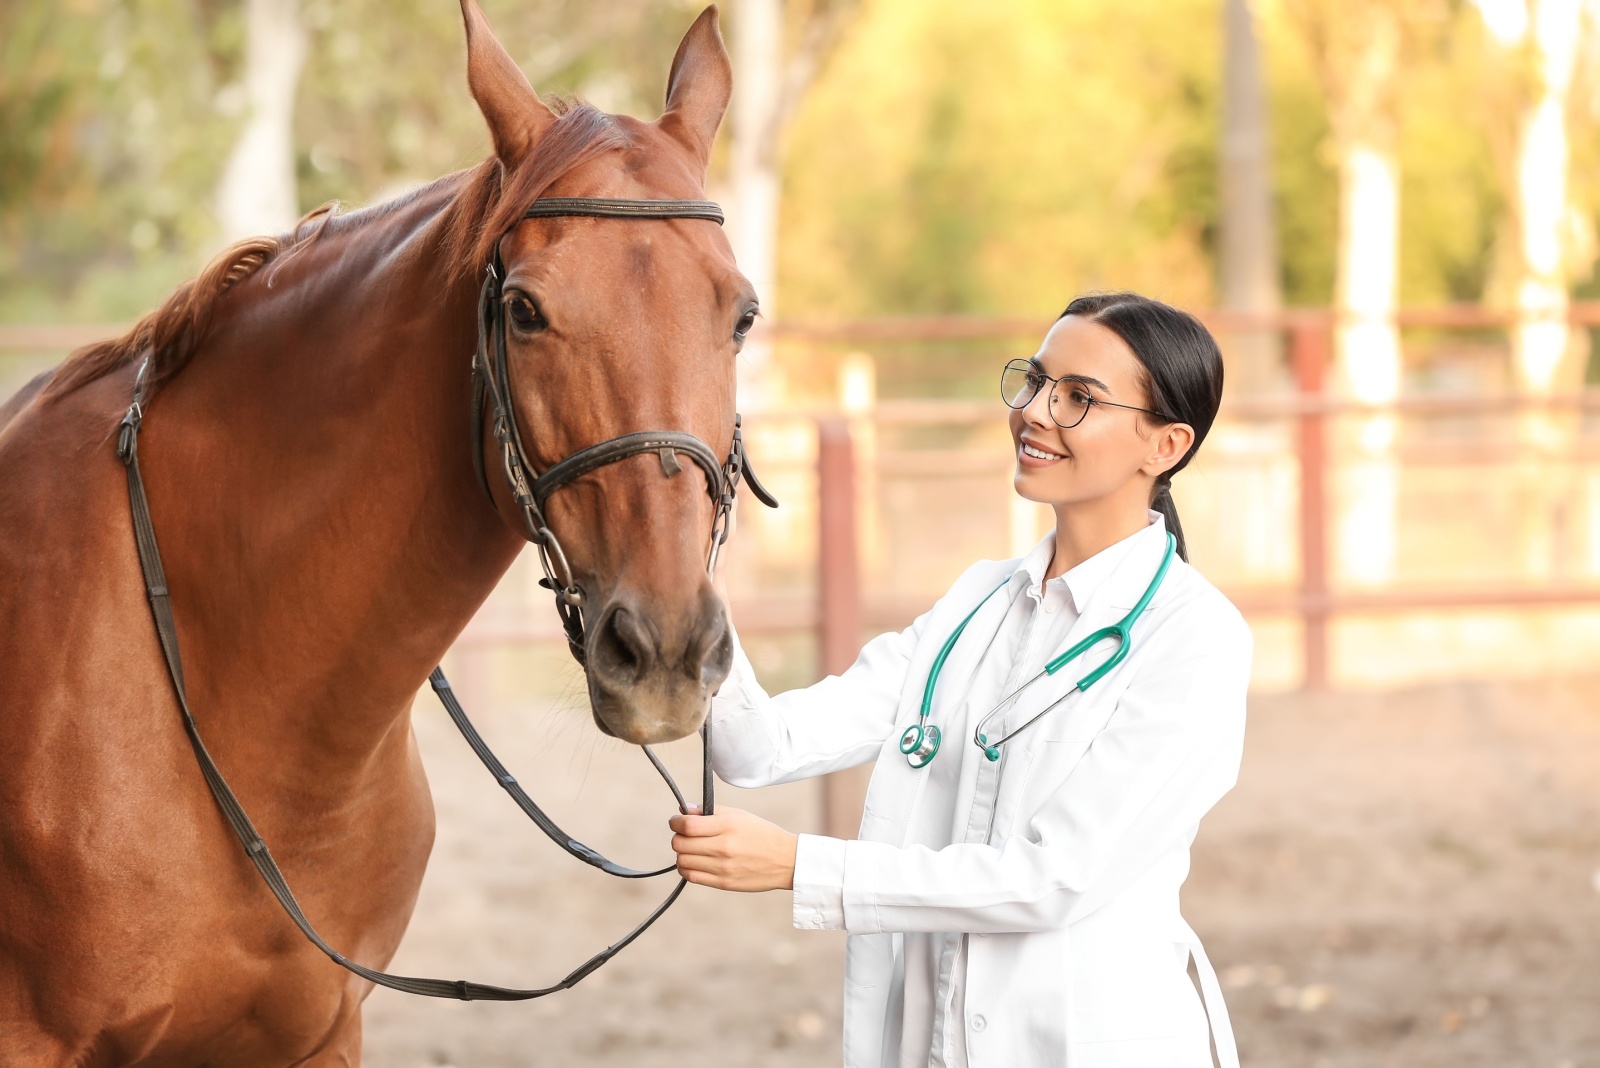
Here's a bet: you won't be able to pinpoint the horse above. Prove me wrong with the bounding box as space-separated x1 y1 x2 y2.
0 4 753 1063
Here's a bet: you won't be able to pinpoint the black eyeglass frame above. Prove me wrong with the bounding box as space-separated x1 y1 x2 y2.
1000 359 1176 430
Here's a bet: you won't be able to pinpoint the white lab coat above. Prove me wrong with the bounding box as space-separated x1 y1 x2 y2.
711 516 1251 1067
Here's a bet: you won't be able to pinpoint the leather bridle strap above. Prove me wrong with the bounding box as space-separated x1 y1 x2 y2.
112 194 771 1005
522 197 724 222
116 361 702 1000
533 430 724 512
470 194 776 668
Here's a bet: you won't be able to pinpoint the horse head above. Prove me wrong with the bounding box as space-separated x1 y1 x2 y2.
460 2 759 746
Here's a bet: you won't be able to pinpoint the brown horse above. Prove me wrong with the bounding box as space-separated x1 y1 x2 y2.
0 4 752 1063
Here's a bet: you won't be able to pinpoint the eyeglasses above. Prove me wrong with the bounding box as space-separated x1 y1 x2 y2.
999 359 1174 430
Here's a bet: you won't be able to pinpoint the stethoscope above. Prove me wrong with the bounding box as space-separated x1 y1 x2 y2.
898 531 1177 768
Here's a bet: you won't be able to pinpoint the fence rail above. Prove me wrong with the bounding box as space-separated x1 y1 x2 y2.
7 310 1600 692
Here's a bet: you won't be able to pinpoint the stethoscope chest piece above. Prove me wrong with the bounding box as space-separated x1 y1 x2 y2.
899 723 942 769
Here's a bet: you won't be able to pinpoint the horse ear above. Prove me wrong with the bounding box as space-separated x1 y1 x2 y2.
460 0 554 163
659 5 732 172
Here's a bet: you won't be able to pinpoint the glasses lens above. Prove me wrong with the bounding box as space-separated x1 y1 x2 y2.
1000 362 1041 408
1049 381 1091 428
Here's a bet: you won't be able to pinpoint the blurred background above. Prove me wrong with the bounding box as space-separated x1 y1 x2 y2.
4 0 1600 1065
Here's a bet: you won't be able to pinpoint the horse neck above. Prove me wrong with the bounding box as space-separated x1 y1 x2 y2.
158 180 524 762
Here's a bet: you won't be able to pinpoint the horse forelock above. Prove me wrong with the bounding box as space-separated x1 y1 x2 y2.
463 100 634 270
44 99 631 404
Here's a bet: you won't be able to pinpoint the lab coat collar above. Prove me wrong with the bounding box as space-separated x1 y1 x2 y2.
1009 511 1170 614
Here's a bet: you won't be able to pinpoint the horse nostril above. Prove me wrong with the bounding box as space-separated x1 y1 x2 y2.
687 596 733 690
591 604 654 685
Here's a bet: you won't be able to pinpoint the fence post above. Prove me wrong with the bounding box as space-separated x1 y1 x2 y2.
1291 320 1331 690
817 417 869 839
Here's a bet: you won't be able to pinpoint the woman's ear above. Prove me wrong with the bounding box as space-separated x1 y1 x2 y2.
1142 422 1195 479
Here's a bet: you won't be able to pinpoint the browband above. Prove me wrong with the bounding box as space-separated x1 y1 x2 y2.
522 197 725 224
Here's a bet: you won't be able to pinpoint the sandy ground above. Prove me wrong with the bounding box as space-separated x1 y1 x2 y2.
363 671 1600 1067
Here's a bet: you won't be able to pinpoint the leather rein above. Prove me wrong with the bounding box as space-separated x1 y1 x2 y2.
114 195 776 1002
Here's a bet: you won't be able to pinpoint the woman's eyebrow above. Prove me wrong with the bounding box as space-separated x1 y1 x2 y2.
1060 372 1114 395
1028 358 1114 395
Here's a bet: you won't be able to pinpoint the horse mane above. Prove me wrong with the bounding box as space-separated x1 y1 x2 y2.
46 99 630 401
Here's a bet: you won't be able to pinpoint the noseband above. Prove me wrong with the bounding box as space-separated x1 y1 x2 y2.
470 195 778 665
115 195 779 1004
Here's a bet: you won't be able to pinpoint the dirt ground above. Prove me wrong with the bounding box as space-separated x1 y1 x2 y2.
362 671 1600 1067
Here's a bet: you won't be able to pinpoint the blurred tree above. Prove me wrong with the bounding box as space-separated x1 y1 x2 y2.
727 0 856 400
215 0 306 241
1219 0 1283 393
1469 0 1596 579
779 0 1223 319
1278 0 1444 587
1470 0 1593 400
0 0 710 320
0 0 241 319
0 0 1576 360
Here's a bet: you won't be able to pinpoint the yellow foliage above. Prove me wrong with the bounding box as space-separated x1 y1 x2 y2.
778 0 1222 318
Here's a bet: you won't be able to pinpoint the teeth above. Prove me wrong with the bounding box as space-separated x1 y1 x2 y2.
1022 443 1063 460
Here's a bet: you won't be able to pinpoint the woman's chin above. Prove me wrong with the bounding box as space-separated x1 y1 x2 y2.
1012 472 1063 504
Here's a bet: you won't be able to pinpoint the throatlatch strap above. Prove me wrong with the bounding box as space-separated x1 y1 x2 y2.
117 402 705 1001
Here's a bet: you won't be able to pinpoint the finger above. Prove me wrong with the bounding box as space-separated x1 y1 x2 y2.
675 853 722 875
667 809 711 833
672 814 725 837
671 834 729 858
680 866 724 888
681 803 703 816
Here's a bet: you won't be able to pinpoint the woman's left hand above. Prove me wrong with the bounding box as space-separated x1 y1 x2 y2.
669 805 798 892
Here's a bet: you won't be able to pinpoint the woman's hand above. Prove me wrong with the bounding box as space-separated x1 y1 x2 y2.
669 805 797 892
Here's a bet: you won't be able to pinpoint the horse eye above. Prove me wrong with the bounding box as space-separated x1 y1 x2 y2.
734 308 758 341
506 294 543 332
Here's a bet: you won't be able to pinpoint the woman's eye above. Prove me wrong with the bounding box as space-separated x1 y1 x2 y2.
735 308 758 340
506 295 543 331
1067 388 1094 407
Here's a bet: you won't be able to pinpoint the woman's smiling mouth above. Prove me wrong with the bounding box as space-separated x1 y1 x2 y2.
1019 438 1069 465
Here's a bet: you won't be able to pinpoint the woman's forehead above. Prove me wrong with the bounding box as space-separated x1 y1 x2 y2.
1033 316 1141 390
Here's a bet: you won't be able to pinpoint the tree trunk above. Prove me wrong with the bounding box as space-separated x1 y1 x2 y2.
1219 0 1283 393
1510 0 1582 401
215 0 307 243
731 0 783 402
1493 0 1587 576
1327 11 1403 587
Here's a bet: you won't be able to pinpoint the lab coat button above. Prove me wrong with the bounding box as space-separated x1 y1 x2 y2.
970 1014 987 1032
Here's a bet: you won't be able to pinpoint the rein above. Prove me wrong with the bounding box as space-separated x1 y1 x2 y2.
115 196 776 1001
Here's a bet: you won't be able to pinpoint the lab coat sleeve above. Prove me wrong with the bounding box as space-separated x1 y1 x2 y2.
803 603 1251 935
709 593 944 790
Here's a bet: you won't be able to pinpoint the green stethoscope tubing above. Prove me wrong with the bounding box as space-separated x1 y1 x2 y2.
898 531 1177 768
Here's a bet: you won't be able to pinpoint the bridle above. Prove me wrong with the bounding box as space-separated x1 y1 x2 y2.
468 195 777 664
114 195 776 1002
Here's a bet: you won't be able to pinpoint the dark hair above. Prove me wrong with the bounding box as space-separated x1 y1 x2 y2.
1058 292 1224 561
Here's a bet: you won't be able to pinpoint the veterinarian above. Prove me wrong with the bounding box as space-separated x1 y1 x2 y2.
671 292 1251 1068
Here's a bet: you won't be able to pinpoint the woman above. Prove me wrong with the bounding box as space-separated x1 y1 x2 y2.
670 292 1250 1068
